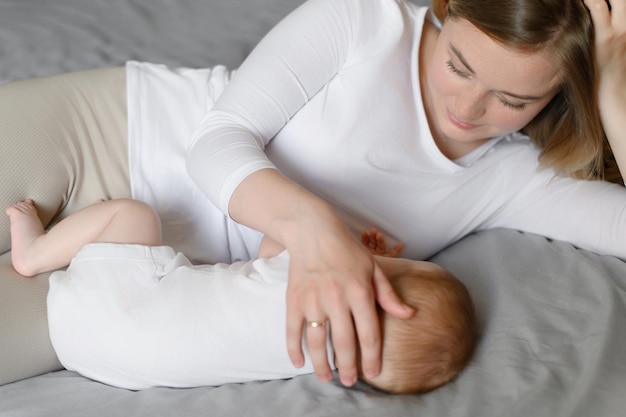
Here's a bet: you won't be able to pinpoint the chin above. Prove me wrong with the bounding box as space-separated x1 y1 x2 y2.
440 125 483 143
441 121 508 143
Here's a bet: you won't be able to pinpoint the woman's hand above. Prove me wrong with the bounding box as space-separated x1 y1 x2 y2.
585 0 626 177
586 0 626 92
228 169 413 387
284 211 414 387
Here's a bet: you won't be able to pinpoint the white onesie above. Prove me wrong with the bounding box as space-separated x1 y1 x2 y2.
48 243 332 390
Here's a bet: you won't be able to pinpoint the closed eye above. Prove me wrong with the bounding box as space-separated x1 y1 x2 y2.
446 61 471 79
499 98 526 111
447 61 527 111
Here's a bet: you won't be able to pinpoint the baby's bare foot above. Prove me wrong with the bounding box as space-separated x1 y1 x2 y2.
5 200 46 277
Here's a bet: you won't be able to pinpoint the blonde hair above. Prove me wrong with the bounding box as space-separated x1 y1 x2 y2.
431 0 621 184
362 263 477 394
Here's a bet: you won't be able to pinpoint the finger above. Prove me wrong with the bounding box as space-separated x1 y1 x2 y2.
613 0 626 31
363 229 374 249
372 261 415 319
326 308 358 386
585 0 613 39
315 276 358 386
364 230 380 252
286 291 306 368
369 228 379 250
305 318 334 383
298 281 334 383
360 230 370 247
375 232 386 253
394 241 405 254
385 241 405 258
348 279 383 379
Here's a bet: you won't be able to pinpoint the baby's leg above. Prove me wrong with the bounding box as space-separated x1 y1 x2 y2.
0 68 129 256
6 199 162 277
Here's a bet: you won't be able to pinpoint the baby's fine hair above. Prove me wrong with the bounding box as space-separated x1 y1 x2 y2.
431 0 620 184
365 263 477 394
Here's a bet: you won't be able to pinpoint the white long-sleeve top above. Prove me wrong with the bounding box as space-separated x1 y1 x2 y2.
129 0 626 263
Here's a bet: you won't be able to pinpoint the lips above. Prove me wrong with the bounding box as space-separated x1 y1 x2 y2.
447 109 480 130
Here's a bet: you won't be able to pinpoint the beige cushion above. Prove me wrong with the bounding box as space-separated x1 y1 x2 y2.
0 67 130 385
0 252 62 385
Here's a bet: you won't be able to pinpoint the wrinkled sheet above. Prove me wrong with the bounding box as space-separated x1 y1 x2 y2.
2 228 625 417
0 0 301 83
0 0 624 416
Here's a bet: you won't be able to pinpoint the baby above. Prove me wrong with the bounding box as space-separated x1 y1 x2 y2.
6 199 477 394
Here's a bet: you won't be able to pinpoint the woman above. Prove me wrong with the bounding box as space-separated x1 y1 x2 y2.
0 0 623 388
184 0 626 386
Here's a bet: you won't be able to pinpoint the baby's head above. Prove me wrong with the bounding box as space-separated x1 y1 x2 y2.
362 258 477 394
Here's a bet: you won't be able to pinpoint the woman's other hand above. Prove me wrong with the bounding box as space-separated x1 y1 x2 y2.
585 0 626 178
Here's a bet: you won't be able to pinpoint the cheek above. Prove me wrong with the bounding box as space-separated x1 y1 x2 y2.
427 56 458 99
488 105 544 132
489 108 529 130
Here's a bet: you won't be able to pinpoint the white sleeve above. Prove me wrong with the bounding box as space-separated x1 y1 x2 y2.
486 171 626 259
186 0 389 214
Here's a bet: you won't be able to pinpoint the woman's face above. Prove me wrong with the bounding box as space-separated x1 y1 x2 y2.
424 17 563 158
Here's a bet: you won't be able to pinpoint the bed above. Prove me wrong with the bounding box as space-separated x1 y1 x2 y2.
0 1 624 416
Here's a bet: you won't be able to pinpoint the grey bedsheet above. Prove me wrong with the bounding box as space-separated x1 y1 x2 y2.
2 229 625 416
0 0 625 416
0 0 302 83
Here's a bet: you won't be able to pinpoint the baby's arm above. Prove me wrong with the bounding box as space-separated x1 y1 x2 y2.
259 228 404 259
5 198 161 277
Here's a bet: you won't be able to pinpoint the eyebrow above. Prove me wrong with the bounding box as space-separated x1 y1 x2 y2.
449 44 543 101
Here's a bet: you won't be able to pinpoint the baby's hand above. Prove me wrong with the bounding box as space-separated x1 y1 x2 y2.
360 228 404 258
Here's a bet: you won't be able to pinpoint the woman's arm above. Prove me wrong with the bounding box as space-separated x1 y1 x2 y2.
187 0 413 386
187 0 360 214
585 0 626 180
260 228 404 259
486 166 626 260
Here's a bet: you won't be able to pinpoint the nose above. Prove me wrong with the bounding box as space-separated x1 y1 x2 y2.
452 86 486 122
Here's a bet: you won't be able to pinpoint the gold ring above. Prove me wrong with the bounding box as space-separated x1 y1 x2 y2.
307 321 326 328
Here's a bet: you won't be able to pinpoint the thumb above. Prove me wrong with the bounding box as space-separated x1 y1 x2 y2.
371 261 415 319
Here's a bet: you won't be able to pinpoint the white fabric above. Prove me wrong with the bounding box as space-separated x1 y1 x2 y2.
130 0 626 262
47 243 332 390
127 62 262 264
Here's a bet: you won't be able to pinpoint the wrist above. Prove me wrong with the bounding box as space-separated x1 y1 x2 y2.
274 190 341 251
227 168 347 253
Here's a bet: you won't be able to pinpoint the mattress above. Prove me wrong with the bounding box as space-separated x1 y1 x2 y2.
0 1 624 416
